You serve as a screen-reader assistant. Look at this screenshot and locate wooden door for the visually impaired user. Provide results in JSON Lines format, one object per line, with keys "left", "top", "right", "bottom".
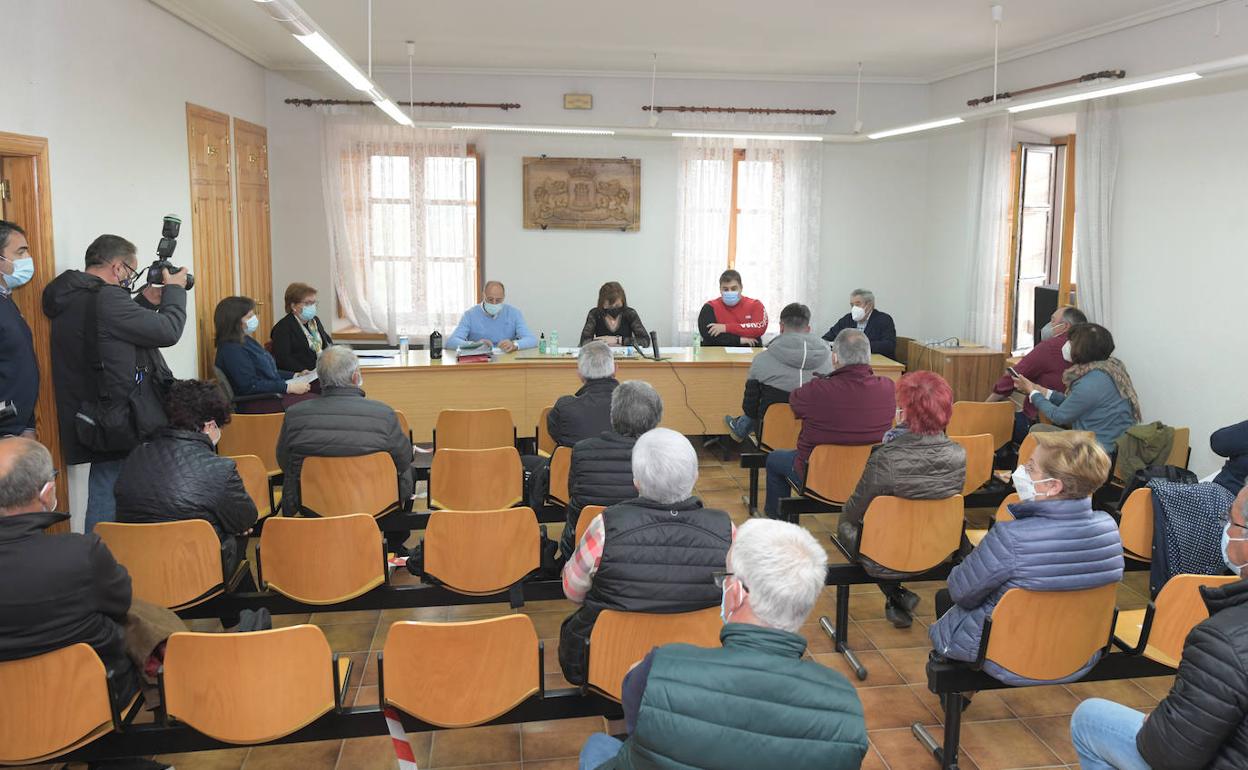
{"left": 233, "top": 119, "right": 274, "bottom": 342}
{"left": 186, "top": 104, "right": 236, "bottom": 379}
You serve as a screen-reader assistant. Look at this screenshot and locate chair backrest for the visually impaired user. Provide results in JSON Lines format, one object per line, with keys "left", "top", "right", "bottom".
{"left": 859, "top": 495, "right": 965, "bottom": 573}
{"left": 995, "top": 493, "right": 1020, "bottom": 522}
{"left": 259, "top": 515, "right": 386, "bottom": 604}
{"left": 395, "top": 409, "right": 412, "bottom": 441}
{"left": 1145, "top": 574, "right": 1239, "bottom": 667}
{"left": 300, "top": 451, "right": 399, "bottom": 517}
{"left": 0, "top": 644, "right": 119, "bottom": 765}
{"left": 213, "top": 364, "right": 236, "bottom": 403}
{"left": 95, "top": 520, "right": 225, "bottom": 609}
{"left": 546, "top": 445, "right": 572, "bottom": 507}
{"left": 947, "top": 401, "right": 1014, "bottom": 450}
{"left": 382, "top": 615, "right": 540, "bottom": 728}
{"left": 574, "top": 505, "right": 607, "bottom": 548}
{"left": 1119, "top": 488, "right": 1154, "bottom": 562}
{"left": 950, "top": 433, "right": 994, "bottom": 496}
{"left": 983, "top": 583, "right": 1118, "bottom": 681}
{"left": 536, "top": 406, "right": 556, "bottom": 457}
{"left": 434, "top": 408, "right": 515, "bottom": 450}
{"left": 163, "top": 625, "right": 337, "bottom": 744}
{"left": 429, "top": 447, "right": 524, "bottom": 511}
{"left": 803, "top": 444, "right": 876, "bottom": 505}
{"left": 759, "top": 402, "right": 801, "bottom": 452}
{"left": 587, "top": 607, "right": 723, "bottom": 702}
{"left": 1017, "top": 432, "right": 1038, "bottom": 467}
{"left": 424, "top": 508, "right": 541, "bottom": 595}
{"left": 217, "top": 412, "right": 285, "bottom": 475}
{"left": 228, "top": 454, "right": 272, "bottom": 519}
{"left": 1166, "top": 427, "right": 1191, "bottom": 468}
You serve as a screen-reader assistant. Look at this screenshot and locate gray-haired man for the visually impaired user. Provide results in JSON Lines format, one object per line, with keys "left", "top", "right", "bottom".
{"left": 822, "top": 288, "right": 897, "bottom": 359}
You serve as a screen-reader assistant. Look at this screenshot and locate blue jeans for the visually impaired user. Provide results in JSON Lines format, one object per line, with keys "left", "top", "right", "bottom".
{"left": 1070, "top": 698, "right": 1151, "bottom": 770}
{"left": 86, "top": 460, "right": 123, "bottom": 533}
{"left": 728, "top": 414, "right": 756, "bottom": 439}
{"left": 579, "top": 733, "right": 624, "bottom": 770}
{"left": 764, "top": 449, "right": 802, "bottom": 518}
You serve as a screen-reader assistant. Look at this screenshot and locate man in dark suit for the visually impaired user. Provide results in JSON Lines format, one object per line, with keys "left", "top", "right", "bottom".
{"left": 822, "top": 288, "right": 896, "bottom": 359}
{"left": 0, "top": 220, "right": 39, "bottom": 439}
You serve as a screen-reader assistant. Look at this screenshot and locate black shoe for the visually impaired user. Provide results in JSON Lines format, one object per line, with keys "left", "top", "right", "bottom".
{"left": 884, "top": 601, "right": 913, "bottom": 629}
{"left": 896, "top": 588, "right": 921, "bottom": 613}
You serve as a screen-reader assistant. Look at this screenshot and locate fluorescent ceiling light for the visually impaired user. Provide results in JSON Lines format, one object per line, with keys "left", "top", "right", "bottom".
{"left": 451, "top": 124, "right": 616, "bottom": 135}
{"left": 374, "top": 98, "right": 414, "bottom": 127}
{"left": 867, "top": 117, "right": 964, "bottom": 140}
{"left": 670, "top": 131, "right": 822, "bottom": 142}
{"left": 1007, "top": 72, "right": 1201, "bottom": 113}
{"left": 294, "top": 31, "right": 373, "bottom": 91}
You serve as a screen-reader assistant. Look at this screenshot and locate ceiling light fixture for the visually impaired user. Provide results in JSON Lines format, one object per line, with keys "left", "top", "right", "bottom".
{"left": 451, "top": 124, "right": 615, "bottom": 135}
{"left": 294, "top": 31, "right": 373, "bottom": 91}
{"left": 1006, "top": 72, "right": 1201, "bottom": 113}
{"left": 670, "top": 131, "right": 823, "bottom": 142}
{"left": 867, "top": 118, "right": 964, "bottom": 140}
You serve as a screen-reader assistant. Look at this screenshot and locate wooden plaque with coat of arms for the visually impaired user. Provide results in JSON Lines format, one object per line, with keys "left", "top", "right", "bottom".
{"left": 522, "top": 157, "right": 640, "bottom": 231}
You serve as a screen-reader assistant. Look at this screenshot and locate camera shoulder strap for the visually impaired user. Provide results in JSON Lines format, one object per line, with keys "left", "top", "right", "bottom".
{"left": 83, "top": 284, "right": 111, "bottom": 403}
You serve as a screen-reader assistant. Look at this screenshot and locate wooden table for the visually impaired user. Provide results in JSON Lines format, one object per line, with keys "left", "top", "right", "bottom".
{"left": 904, "top": 340, "right": 1007, "bottom": 403}
{"left": 357, "top": 348, "right": 904, "bottom": 442}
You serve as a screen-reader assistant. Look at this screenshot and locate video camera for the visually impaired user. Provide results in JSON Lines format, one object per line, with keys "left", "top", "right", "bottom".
{"left": 145, "top": 214, "right": 194, "bottom": 290}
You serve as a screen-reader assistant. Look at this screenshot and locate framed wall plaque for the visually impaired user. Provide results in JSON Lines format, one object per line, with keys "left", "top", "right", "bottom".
{"left": 522, "top": 156, "right": 640, "bottom": 231}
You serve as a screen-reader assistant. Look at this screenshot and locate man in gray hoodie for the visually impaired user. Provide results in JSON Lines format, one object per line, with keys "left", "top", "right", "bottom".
{"left": 724, "top": 303, "right": 832, "bottom": 443}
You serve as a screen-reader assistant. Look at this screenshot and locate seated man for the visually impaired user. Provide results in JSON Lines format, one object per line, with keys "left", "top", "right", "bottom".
{"left": 558, "top": 380, "right": 663, "bottom": 559}
{"left": 558, "top": 427, "right": 732, "bottom": 686}
{"left": 579, "top": 518, "right": 869, "bottom": 770}
{"left": 445, "top": 279, "right": 537, "bottom": 353}
{"left": 822, "top": 288, "right": 897, "bottom": 358}
{"left": 698, "top": 269, "right": 768, "bottom": 347}
{"left": 723, "top": 302, "right": 831, "bottom": 443}
{"left": 987, "top": 305, "right": 1086, "bottom": 442}
{"left": 764, "top": 329, "right": 896, "bottom": 517}
{"left": 277, "top": 345, "right": 413, "bottom": 554}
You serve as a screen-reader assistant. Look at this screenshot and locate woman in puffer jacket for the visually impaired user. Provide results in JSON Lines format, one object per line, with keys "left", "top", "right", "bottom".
{"left": 928, "top": 430, "right": 1124, "bottom": 686}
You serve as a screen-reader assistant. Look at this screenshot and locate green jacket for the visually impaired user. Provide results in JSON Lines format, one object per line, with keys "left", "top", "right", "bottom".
{"left": 1116, "top": 420, "right": 1175, "bottom": 480}
{"left": 601, "top": 623, "right": 868, "bottom": 770}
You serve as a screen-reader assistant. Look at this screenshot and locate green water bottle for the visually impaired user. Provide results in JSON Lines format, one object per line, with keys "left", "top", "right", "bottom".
{"left": 538, "top": 332, "right": 547, "bottom": 355}
{"left": 691, "top": 331, "right": 701, "bottom": 357}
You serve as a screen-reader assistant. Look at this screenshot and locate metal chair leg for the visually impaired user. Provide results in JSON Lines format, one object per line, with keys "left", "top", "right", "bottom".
{"left": 818, "top": 584, "right": 868, "bottom": 680}
{"left": 746, "top": 468, "right": 759, "bottom": 516}
{"left": 912, "top": 691, "right": 963, "bottom": 770}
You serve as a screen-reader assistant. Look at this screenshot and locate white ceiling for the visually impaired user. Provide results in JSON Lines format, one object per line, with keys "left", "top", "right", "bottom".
{"left": 152, "top": 0, "right": 1217, "bottom": 84}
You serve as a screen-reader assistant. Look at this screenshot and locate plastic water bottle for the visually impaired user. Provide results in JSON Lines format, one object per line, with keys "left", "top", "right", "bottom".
{"left": 429, "top": 330, "right": 442, "bottom": 360}
{"left": 549, "top": 330, "right": 559, "bottom": 356}
{"left": 691, "top": 331, "right": 701, "bottom": 357}
{"left": 398, "top": 335, "right": 410, "bottom": 362}
{"left": 538, "top": 332, "right": 547, "bottom": 355}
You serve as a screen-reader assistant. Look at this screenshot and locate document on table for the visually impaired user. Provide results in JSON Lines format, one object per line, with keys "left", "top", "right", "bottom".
{"left": 724, "top": 347, "right": 755, "bottom": 354}
{"left": 285, "top": 371, "right": 318, "bottom": 387}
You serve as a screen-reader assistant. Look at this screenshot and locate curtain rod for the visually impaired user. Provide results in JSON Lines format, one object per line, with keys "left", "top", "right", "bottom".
{"left": 641, "top": 105, "right": 836, "bottom": 115}
{"left": 284, "top": 98, "right": 522, "bottom": 110}
{"left": 967, "top": 70, "right": 1126, "bottom": 107}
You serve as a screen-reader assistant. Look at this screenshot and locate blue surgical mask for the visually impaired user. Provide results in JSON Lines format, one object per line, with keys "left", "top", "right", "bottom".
{"left": 1222, "top": 521, "right": 1248, "bottom": 575}
{"left": 1, "top": 256, "right": 34, "bottom": 289}
{"left": 244, "top": 315, "right": 259, "bottom": 335}
{"left": 721, "top": 290, "right": 741, "bottom": 307}
{"left": 299, "top": 303, "right": 317, "bottom": 322}
{"left": 483, "top": 301, "right": 503, "bottom": 317}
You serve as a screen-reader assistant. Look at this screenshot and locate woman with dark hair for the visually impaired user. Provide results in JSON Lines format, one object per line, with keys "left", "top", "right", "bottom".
{"left": 214, "top": 296, "right": 313, "bottom": 410}
{"left": 270, "top": 282, "right": 332, "bottom": 372}
{"left": 114, "top": 379, "right": 258, "bottom": 577}
{"left": 837, "top": 371, "right": 966, "bottom": 628}
{"left": 578, "top": 281, "right": 648, "bottom": 347}
{"left": 1013, "top": 323, "right": 1141, "bottom": 452}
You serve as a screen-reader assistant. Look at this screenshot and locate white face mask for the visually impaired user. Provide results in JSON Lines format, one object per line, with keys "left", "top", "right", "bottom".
{"left": 1061, "top": 341, "right": 1073, "bottom": 363}
{"left": 203, "top": 420, "right": 221, "bottom": 447}
{"left": 850, "top": 305, "right": 867, "bottom": 323}
{"left": 1012, "top": 465, "right": 1056, "bottom": 501}
{"left": 1223, "top": 521, "right": 1248, "bottom": 575}
{"left": 720, "top": 579, "right": 738, "bottom": 625}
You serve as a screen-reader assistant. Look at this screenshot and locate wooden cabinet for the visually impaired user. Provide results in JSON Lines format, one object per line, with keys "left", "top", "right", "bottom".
{"left": 186, "top": 103, "right": 236, "bottom": 379}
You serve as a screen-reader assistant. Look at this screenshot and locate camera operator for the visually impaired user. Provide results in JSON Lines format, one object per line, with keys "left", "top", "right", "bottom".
{"left": 0, "top": 220, "right": 39, "bottom": 439}
{"left": 43, "top": 234, "right": 187, "bottom": 533}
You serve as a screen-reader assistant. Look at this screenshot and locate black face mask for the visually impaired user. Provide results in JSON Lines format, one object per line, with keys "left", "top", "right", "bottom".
{"left": 118, "top": 263, "right": 141, "bottom": 293}
{"left": 604, "top": 306, "right": 624, "bottom": 318}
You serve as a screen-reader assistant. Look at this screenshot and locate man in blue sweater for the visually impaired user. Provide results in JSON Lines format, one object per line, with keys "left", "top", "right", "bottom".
{"left": 0, "top": 220, "right": 39, "bottom": 439}
{"left": 446, "top": 280, "right": 537, "bottom": 352}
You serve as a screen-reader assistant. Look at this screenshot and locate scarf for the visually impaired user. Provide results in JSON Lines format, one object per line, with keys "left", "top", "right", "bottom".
{"left": 1063, "top": 357, "right": 1142, "bottom": 422}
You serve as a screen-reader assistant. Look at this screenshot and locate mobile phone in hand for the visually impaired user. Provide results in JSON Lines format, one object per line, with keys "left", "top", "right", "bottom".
{"left": 1007, "top": 366, "right": 1020, "bottom": 378}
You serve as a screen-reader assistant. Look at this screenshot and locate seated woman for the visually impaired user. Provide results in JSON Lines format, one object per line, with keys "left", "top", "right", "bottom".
{"left": 214, "top": 295, "right": 314, "bottom": 412}
{"left": 837, "top": 371, "right": 966, "bottom": 629}
{"left": 270, "top": 281, "right": 332, "bottom": 373}
{"left": 579, "top": 281, "right": 648, "bottom": 347}
{"left": 1013, "top": 323, "right": 1140, "bottom": 453}
{"left": 928, "top": 431, "right": 1124, "bottom": 686}
{"left": 114, "top": 379, "right": 259, "bottom": 579}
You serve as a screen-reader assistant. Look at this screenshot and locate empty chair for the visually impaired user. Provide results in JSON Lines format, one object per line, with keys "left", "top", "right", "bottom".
{"left": 758, "top": 402, "right": 801, "bottom": 453}
{"left": 950, "top": 433, "right": 994, "bottom": 496}
{"left": 586, "top": 607, "right": 722, "bottom": 702}
{"left": 381, "top": 615, "right": 540, "bottom": 727}
{"left": 423, "top": 508, "right": 540, "bottom": 595}
{"left": 0, "top": 644, "right": 136, "bottom": 765}
{"left": 95, "top": 520, "right": 246, "bottom": 609}
{"left": 536, "top": 406, "right": 556, "bottom": 457}
{"left": 966, "top": 493, "right": 1019, "bottom": 547}
{"left": 1114, "top": 574, "right": 1239, "bottom": 668}
{"left": 546, "top": 445, "right": 571, "bottom": 507}
{"left": 1119, "top": 487, "right": 1154, "bottom": 562}
{"left": 428, "top": 447, "right": 523, "bottom": 511}
{"left": 573, "top": 504, "right": 607, "bottom": 549}
{"left": 794, "top": 443, "right": 876, "bottom": 507}
{"left": 217, "top": 412, "right": 285, "bottom": 478}
{"left": 947, "top": 401, "right": 1014, "bottom": 450}
{"left": 300, "top": 451, "right": 401, "bottom": 518}
{"left": 162, "top": 625, "right": 347, "bottom": 744}
{"left": 229, "top": 453, "right": 275, "bottom": 519}
{"left": 433, "top": 408, "right": 516, "bottom": 450}
{"left": 258, "top": 515, "right": 386, "bottom": 604}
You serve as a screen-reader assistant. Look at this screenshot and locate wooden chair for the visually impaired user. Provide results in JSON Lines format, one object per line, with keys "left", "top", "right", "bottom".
{"left": 96, "top": 520, "right": 245, "bottom": 610}
{"left": 217, "top": 412, "right": 284, "bottom": 478}
{"left": 587, "top": 607, "right": 723, "bottom": 702}
{"left": 423, "top": 508, "right": 540, "bottom": 595}
{"left": 1017, "top": 432, "right": 1038, "bottom": 467}
{"left": 947, "top": 401, "right": 1015, "bottom": 451}
{"left": 980, "top": 583, "right": 1118, "bottom": 681}
{"left": 433, "top": 408, "right": 516, "bottom": 450}
{"left": 758, "top": 403, "right": 801, "bottom": 452}
{"left": 428, "top": 447, "right": 524, "bottom": 511}
{"left": 573, "top": 505, "right": 607, "bottom": 548}
{"left": 381, "top": 615, "right": 540, "bottom": 728}
{"left": 1119, "top": 488, "right": 1154, "bottom": 563}
{"left": 795, "top": 443, "right": 876, "bottom": 507}
{"left": 0, "top": 644, "right": 136, "bottom": 765}
{"left": 229, "top": 454, "right": 275, "bottom": 520}
{"left": 1114, "top": 574, "right": 1239, "bottom": 668}
{"left": 258, "top": 515, "right": 387, "bottom": 604}
{"left": 546, "top": 445, "right": 572, "bottom": 507}
{"left": 857, "top": 496, "right": 966, "bottom": 574}
{"left": 395, "top": 409, "right": 413, "bottom": 444}
{"left": 300, "top": 451, "right": 401, "bottom": 518}
{"left": 162, "top": 625, "right": 348, "bottom": 744}
{"left": 536, "top": 406, "right": 556, "bottom": 457}
{"left": 950, "top": 433, "right": 994, "bottom": 496}
{"left": 966, "top": 493, "right": 1019, "bottom": 547}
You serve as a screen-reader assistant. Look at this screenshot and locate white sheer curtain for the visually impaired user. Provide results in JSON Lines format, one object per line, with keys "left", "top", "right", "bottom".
{"left": 965, "top": 114, "right": 1013, "bottom": 350}
{"left": 321, "top": 114, "right": 472, "bottom": 341}
{"left": 1075, "top": 98, "right": 1119, "bottom": 325}
{"left": 672, "top": 138, "right": 734, "bottom": 341}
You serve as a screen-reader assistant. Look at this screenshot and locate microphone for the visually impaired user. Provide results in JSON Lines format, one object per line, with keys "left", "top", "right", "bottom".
{"left": 649, "top": 330, "right": 661, "bottom": 361}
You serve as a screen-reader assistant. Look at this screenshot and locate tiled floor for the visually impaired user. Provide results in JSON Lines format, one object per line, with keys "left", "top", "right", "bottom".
{"left": 35, "top": 444, "right": 1170, "bottom": 770}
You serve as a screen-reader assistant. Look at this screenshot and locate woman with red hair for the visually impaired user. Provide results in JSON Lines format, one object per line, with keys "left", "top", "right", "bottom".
{"left": 838, "top": 371, "right": 967, "bottom": 628}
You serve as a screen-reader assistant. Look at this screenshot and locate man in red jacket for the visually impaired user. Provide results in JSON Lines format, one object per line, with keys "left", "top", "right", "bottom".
{"left": 764, "top": 329, "right": 896, "bottom": 517}
{"left": 698, "top": 269, "right": 768, "bottom": 346}
{"left": 986, "top": 305, "right": 1085, "bottom": 443}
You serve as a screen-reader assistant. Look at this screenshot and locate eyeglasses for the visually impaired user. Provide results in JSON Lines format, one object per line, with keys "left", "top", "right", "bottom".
{"left": 712, "top": 571, "right": 747, "bottom": 591}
